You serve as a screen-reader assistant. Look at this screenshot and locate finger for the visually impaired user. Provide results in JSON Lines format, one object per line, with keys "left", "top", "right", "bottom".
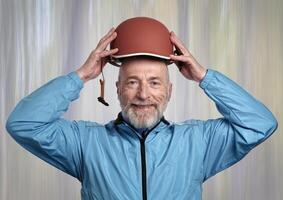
{"left": 98, "top": 27, "right": 115, "bottom": 44}
{"left": 99, "top": 48, "right": 119, "bottom": 58}
{"left": 96, "top": 28, "right": 116, "bottom": 51}
{"left": 96, "top": 32, "right": 117, "bottom": 52}
{"left": 169, "top": 54, "right": 189, "bottom": 63}
{"left": 170, "top": 32, "right": 190, "bottom": 56}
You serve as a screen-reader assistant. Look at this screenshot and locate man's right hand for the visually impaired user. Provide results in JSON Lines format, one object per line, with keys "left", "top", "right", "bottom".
{"left": 76, "top": 28, "right": 119, "bottom": 83}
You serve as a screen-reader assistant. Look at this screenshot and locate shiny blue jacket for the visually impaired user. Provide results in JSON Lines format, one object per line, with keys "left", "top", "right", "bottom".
{"left": 6, "top": 69, "right": 278, "bottom": 200}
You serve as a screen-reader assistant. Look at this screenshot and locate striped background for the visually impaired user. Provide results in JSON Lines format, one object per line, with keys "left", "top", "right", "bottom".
{"left": 1, "top": 0, "right": 282, "bottom": 199}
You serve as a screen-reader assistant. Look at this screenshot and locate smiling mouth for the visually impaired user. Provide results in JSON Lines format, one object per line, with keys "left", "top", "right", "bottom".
{"left": 132, "top": 104, "right": 154, "bottom": 109}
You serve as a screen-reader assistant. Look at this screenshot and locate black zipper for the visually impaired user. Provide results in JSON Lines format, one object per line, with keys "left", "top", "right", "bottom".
{"left": 138, "top": 121, "right": 168, "bottom": 200}
{"left": 140, "top": 134, "right": 147, "bottom": 200}
{"left": 114, "top": 113, "right": 170, "bottom": 200}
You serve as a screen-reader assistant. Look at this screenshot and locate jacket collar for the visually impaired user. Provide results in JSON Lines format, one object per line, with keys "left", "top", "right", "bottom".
{"left": 114, "top": 112, "right": 170, "bottom": 126}
{"left": 114, "top": 112, "right": 170, "bottom": 138}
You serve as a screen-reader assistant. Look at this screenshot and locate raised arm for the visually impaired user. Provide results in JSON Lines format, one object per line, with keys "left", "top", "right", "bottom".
{"left": 6, "top": 27, "right": 119, "bottom": 181}
{"left": 169, "top": 31, "right": 278, "bottom": 181}
{"left": 199, "top": 69, "right": 277, "bottom": 180}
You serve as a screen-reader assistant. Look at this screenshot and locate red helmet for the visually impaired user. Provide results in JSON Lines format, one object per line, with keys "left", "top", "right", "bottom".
{"left": 109, "top": 17, "right": 174, "bottom": 66}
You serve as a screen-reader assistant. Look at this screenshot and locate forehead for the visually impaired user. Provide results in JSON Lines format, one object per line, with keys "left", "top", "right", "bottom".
{"left": 119, "top": 58, "right": 168, "bottom": 80}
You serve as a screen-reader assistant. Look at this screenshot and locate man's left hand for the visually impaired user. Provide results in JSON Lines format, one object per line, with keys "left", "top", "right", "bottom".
{"left": 169, "top": 31, "right": 207, "bottom": 82}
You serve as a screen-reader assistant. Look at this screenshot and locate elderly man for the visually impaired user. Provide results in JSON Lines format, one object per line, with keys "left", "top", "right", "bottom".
{"left": 6, "top": 17, "right": 277, "bottom": 200}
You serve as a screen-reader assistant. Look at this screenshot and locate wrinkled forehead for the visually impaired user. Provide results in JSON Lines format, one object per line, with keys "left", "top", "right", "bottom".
{"left": 118, "top": 57, "right": 169, "bottom": 81}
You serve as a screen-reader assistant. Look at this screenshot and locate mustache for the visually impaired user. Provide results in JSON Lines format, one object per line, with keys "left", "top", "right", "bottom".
{"left": 132, "top": 103, "right": 154, "bottom": 106}
{"left": 130, "top": 101, "right": 156, "bottom": 106}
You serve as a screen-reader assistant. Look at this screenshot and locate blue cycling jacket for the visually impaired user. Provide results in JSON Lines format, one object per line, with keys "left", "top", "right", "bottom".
{"left": 6, "top": 69, "right": 278, "bottom": 200}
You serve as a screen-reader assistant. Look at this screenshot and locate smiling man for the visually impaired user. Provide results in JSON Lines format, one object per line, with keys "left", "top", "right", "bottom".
{"left": 6, "top": 17, "right": 278, "bottom": 200}
{"left": 117, "top": 56, "right": 172, "bottom": 131}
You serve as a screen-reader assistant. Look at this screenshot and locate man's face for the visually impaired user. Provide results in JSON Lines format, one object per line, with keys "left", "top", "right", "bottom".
{"left": 116, "top": 57, "right": 172, "bottom": 129}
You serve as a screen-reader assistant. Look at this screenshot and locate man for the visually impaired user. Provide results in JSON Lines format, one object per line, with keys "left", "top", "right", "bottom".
{"left": 6, "top": 17, "right": 278, "bottom": 200}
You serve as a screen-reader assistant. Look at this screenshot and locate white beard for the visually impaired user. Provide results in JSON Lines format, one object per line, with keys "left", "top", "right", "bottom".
{"left": 121, "top": 102, "right": 167, "bottom": 129}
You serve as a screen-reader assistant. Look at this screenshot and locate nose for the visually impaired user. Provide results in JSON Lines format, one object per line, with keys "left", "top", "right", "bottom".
{"left": 136, "top": 82, "right": 150, "bottom": 100}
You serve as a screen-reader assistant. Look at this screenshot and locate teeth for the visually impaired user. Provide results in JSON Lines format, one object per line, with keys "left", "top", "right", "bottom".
{"left": 133, "top": 104, "right": 152, "bottom": 107}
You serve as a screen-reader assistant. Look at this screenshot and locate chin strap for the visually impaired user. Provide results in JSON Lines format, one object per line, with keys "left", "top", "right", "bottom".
{"left": 97, "top": 63, "right": 109, "bottom": 106}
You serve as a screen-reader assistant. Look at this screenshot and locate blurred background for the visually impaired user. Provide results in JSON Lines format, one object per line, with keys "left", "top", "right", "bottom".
{"left": 0, "top": 0, "right": 282, "bottom": 199}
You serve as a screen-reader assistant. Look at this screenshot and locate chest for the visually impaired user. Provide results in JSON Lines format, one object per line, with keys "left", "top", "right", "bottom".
{"left": 81, "top": 126, "right": 205, "bottom": 199}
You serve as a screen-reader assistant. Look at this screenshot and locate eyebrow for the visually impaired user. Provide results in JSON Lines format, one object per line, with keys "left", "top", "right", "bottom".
{"left": 126, "top": 76, "right": 162, "bottom": 81}
{"left": 126, "top": 76, "right": 140, "bottom": 80}
{"left": 148, "top": 77, "right": 162, "bottom": 82}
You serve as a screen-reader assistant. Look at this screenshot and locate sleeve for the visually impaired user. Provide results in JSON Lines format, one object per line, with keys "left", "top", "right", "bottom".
{"left": 6, "top": 71, "right": 85, "bottom": 181}
{"left": 199, "top": 69, "right": 278, "bottom": 182}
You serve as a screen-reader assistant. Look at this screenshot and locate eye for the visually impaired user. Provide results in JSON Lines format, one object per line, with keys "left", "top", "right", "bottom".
{"left": 126, "top": 80, "right": 138, "bottom": 86}
{"left": 150, "top": 80, "right": 161, "bottom": 87}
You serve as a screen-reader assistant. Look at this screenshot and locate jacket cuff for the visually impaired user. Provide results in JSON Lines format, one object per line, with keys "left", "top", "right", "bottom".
{"left": 67, "top": 71, "right": 84, "bottom": 89}
{"left": 199, "top": 69, "right": 215, "bottom": 89}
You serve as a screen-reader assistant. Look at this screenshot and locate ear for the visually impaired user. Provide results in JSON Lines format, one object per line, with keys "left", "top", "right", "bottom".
{"left": 168, "top": 82, "right": 172, "bottom": 101}
{"left": 116, "top": 81, "right": 120, "bottom": 95}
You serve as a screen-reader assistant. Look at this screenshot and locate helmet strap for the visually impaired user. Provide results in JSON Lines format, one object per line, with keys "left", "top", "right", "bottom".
{"left": 97, "top": 64, "right": 109, "bottom": 106}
